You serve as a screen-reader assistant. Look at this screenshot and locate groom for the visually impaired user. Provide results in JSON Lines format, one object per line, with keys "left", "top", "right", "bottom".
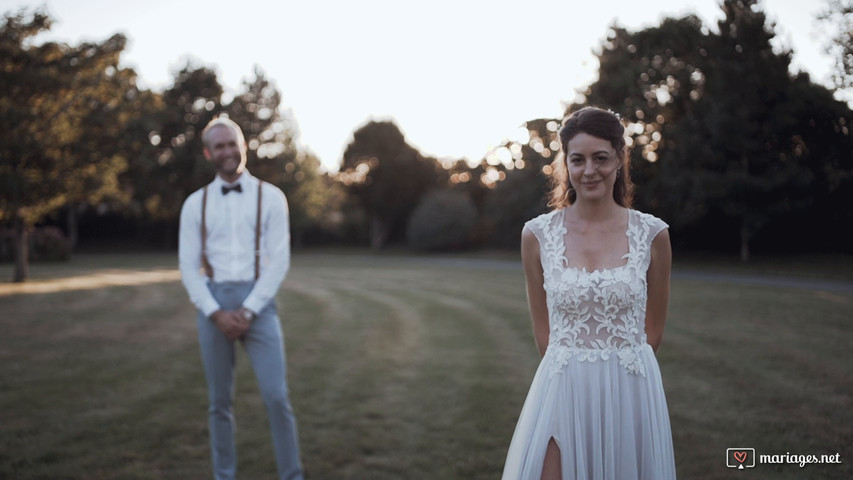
{"left": 178, "top": 116, "right": 303, "bottom": 480}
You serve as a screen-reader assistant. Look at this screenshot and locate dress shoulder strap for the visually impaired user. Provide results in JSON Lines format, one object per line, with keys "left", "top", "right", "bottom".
{"left": 628, "top": 210, "right": 669, "bottom": 271}
{"left": 635, "top": 210, "right": 669, "bottom": 243}
{"left": 524, "top": 210, "right": 556, "bottom": 246}
{"left": 525, "top": 210, "right": 566, "bottom": 273}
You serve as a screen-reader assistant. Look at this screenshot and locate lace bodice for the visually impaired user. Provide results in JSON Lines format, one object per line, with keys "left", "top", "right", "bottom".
{"left": 525, "top": 209, "right": 668, "bottom": 377}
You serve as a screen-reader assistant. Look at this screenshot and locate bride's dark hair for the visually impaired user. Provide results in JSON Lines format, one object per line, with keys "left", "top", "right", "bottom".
{"left": 548, "top": 106, "right": 634, "bottom": 209}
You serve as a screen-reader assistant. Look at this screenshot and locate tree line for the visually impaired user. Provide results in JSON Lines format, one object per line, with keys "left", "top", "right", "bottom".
{"left": 2, "top": 0, "right": 852, "bottom": 282}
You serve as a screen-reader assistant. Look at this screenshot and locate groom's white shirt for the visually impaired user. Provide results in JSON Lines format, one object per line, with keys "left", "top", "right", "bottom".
{"left": 178, "top": 171, "right": 291, "bottom": 317}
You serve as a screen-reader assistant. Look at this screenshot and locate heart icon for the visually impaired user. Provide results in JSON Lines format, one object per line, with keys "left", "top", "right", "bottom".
{"left": 734, "top": 451, "right": 747, "bottom": 464}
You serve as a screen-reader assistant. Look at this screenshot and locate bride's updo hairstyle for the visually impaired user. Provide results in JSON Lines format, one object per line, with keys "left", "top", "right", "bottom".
{"left": 548, "top": 106, "right": 634, "bottom": 209}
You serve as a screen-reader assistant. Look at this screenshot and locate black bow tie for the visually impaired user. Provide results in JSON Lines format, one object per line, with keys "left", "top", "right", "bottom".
{"left": 222, "top": 184, "right": 242, "bottom": 195}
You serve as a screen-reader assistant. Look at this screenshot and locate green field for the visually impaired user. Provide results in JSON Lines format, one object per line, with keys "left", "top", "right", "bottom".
{"left": 1, "top": 252, "right": 851, "bottom": 479}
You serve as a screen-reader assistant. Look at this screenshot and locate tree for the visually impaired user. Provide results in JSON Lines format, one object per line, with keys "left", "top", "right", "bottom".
{"left": 0, "top": 9, "right": 132, "bottom": 281}
{"left": 483, "top": 119, "right": 556, "bottom": 248}
{"left": 121, "top": 64, "right": 330, "bottom": 248}
{"left": 588, "top": 15, "right": 711, "bottom": 220}
{"left": 339, "top": 121, "right": 437, "bottom": 249}
{"left": 138, "top": 63, "right": 223, "bottom": 247}
{"left": 702, "top": 0, "right": 810, "bottom": 260}
{"left": 581, "top": 0, "right": 841, "bottom": 260}
{"left": 818, "top": 0, "right": 853, "bottom": 94}
{"left": 227, "top": 67, "right": 329, "bottom": 245}
{"left": 114, "top": 86, "right": 165, "bottom": 220}
{"left": 226, "top": 66, "right": 296, "bottom": 174}
{"left": 62, "top": 58, "right": 153, "bottom": 248}
{"left": 766, "top": 73, "right": 853, "bottom": 253}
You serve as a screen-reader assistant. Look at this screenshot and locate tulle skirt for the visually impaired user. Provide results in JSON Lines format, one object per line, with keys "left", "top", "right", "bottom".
{"left": 502, "top": 344, "right": 676, "bottom": 480}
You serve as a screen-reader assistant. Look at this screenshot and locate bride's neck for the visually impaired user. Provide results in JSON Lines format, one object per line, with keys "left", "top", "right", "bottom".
{"left": 570, "top": 199, "right": 623, "bottom": 223}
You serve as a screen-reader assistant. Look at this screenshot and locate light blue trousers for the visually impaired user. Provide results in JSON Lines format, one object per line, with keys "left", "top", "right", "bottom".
{"left": 197, "top": 281, "right": 303, "bottom": 480}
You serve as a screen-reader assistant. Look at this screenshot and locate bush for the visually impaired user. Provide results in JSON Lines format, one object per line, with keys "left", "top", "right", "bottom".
{"left": 483, "top": 166, "right": 549, "bottom": 249}
{"left": 31, "top": 226, "right": 72, "bottom": 261}
{"left": 0, "top": 226, "right": 71, "bottom": 262}
{"left": 407, "top": 190, "right": 478, "bottom": 251}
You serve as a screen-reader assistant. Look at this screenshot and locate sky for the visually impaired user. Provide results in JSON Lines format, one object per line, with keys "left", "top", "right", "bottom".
{"left": 2, "top": 0, "right": 837, "bottom": 171}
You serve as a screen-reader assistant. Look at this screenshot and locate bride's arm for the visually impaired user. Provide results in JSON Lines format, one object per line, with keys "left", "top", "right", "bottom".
{"left": 645, "top": 229, "right": 672, "bottom": 353}
{"left": 521, "top": 226, "right": 549, "bottom": 357}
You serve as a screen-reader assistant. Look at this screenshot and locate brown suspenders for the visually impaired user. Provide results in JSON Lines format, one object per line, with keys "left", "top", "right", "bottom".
{"left": 201, "top": 186, "right": 213, "bottom": 278}
{"left": 254, "top": 181, "right": 262, "bottom": 280}
{"left": 201, "top": 180, "right": 264, "bottom": 281}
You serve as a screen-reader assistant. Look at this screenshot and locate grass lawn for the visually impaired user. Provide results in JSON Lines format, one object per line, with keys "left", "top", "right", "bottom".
{"left": 0, "top": 251, "right": 850, "bottom": 479}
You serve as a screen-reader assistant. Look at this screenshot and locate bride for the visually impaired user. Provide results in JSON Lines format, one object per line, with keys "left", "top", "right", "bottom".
{"left": 502, "top": 106, "right": 676, "bottom": 479}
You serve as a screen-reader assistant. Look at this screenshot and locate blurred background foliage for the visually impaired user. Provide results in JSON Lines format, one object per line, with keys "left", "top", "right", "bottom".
{"left": 2, "top": 0, "right": 852, "bottom": 281}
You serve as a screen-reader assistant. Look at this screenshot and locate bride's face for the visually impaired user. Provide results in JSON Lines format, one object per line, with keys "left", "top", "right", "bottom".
{"left": 566, "top": 133, "right": 620, "bottom": 204}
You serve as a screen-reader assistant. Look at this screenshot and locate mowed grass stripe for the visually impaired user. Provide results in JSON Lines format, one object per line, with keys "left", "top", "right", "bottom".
{"left": 286, "top": 271, "right": 431, "bottom": 479}
{"left": 2, "top": 282, "right": 210, "bottom": 478}
{"left": 283, "top": 262, "right": 531, "bottom": 479}
{"left": 661, "top": 279, "right": 852, "bottom": 480}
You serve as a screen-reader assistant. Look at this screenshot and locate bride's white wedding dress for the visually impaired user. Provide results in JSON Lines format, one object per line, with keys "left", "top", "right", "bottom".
{"left": 502, "top": 209, "right": 676, "bottom": 480}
